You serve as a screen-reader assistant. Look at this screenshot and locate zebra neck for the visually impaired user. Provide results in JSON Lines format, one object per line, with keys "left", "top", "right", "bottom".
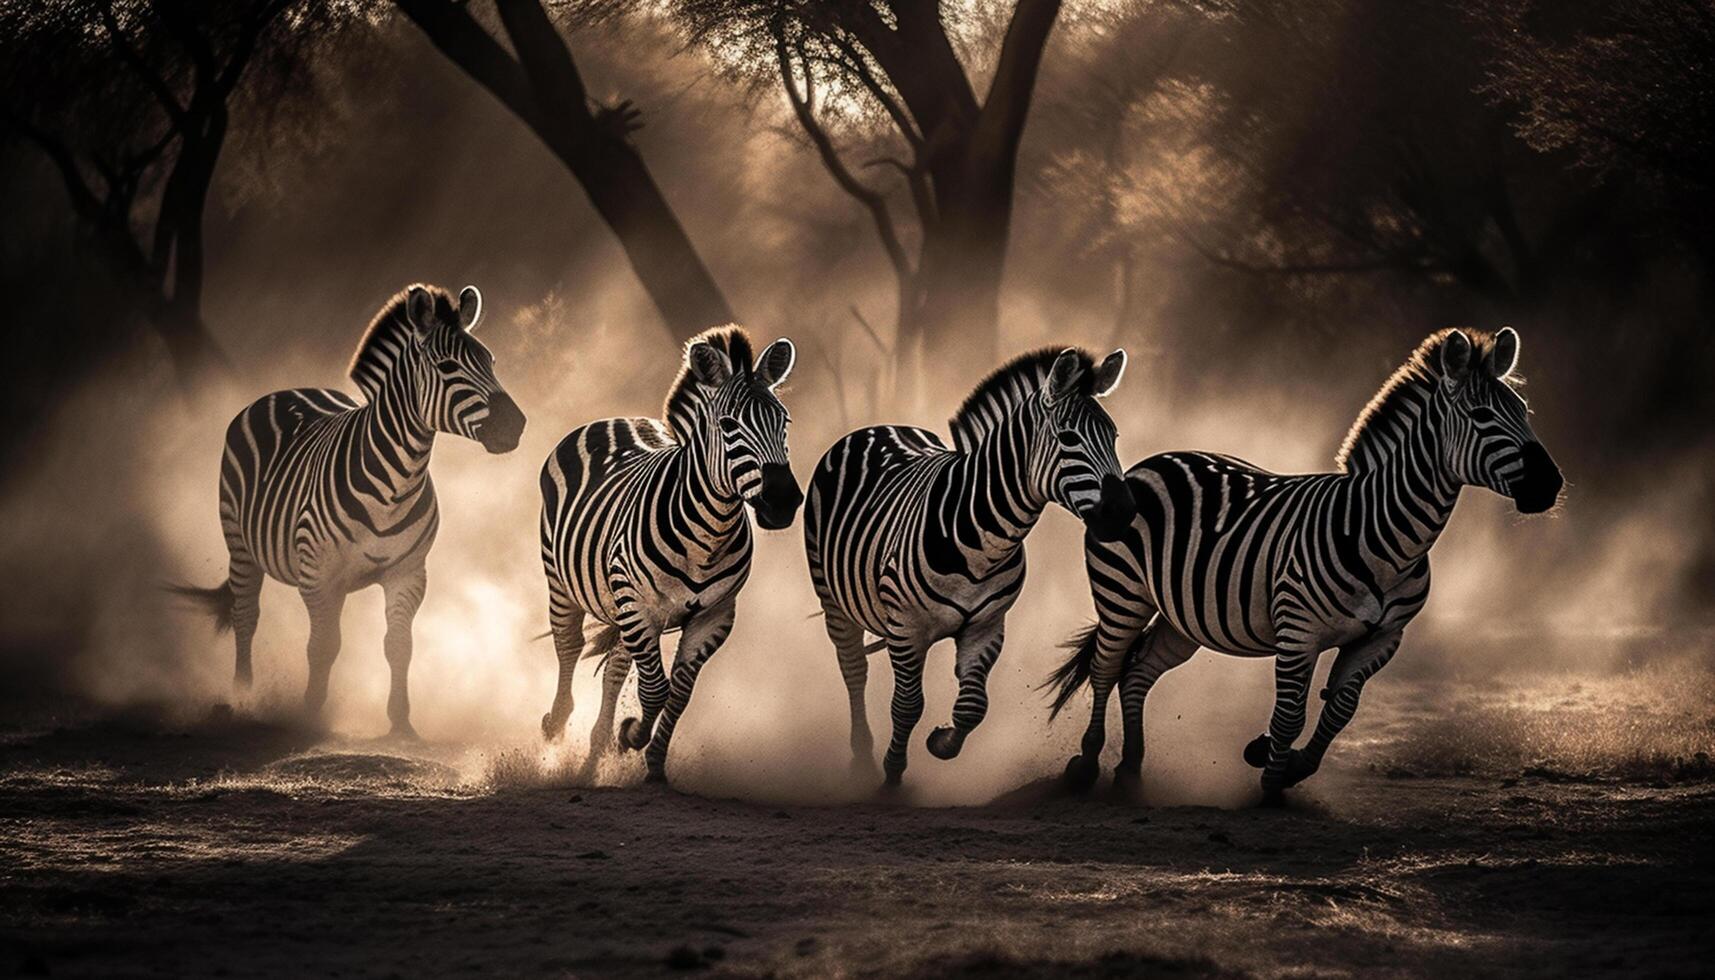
{"left": 951, "top": 413, "right": 1046, "bottom": 558}
{"left": 359, "top": 365, "right": 437, "bottom": 496}
{"left": 678, "top": 426, "right": 746, "bottom": 541}
{"left": 1354, "top": 403, "right": 1461, "bottom": 568}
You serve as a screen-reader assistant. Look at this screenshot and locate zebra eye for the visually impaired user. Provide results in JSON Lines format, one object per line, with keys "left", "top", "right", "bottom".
{"left": 436, "top": 359, "right": 463, "bottom": 375}
{"left": 1469, "top": 406, "right": 1497, "bottom": 424}
{"left": 1056, "top": 431, "right": 1082, "bottom": 447}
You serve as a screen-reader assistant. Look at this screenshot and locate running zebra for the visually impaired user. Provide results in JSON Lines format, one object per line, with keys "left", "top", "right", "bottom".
{"left": 1045, "top": 327, "right": 1562, "bottom": 801}
{"left": 173, "top": 284, "right": 526, "bottom": 735}
{"left": 805, "top": 348, "right": 1137, "bottom": 787}
{"left": 539, "top": 326, "right": 801, "bottom": 783}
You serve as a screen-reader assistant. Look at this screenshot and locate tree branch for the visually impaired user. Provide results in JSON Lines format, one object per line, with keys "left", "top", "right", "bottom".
{"left": 3, "top": 111, "right": 106, "bottom": 226}
{"left": 99, "top": 0, "right": 187, "bottom": 125}
{"left": 970, "top": 0, "right": 1062, "bottom": 165}
{"left": 777, "top": 33, "right": 912, "bottom": 287}
{"left": 493, "top": 0, "right": 596, "bottom": 136}
{"left": 394, "top": 0, "right": 547, "bottom": 132}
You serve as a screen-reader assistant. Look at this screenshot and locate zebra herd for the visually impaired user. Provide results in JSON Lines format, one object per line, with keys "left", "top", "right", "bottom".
{"left": 178, "top": 283, "right": 1563, "bottom": 804}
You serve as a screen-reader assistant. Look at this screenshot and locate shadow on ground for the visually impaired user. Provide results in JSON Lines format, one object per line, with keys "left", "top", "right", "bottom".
{"left": 1, "top": 702, "right": 1710, "bottom": 977}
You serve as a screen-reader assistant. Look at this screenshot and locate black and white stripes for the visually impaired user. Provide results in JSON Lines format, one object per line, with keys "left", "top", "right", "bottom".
{"left": 175, "top": 284, "right": 524, "bottom": 734}
{"left": 1046, "top": 327, "right": 1562, "bottom": 800}
{"left": 805, "top": 347, "right": 1135, "bottom": 787}
{"left": 538, "top": 326, "right": 801, "bottom": 782}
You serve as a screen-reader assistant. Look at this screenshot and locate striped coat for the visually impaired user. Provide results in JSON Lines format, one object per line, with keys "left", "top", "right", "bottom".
{"left": 1048, "top": 327, "right": 1562, "bottom": 800}
{"left": 174, "top": 285, "right": 524, "bottom": 734}
{"left": 539, "top": 326, "right": 801, "bottom": 782}
{"left": 806, "top": 348, "right": 1136, "bottom": 787}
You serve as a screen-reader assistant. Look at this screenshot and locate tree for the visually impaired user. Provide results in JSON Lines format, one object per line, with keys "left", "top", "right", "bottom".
{"left": 672, "top": 0, "right": 1064, "bottom": 369}
{"left": 393, "top": 0, "right": 735, "bottom": 341}
{"left": 0, "top": 0, "right": 337, "bottom": 387}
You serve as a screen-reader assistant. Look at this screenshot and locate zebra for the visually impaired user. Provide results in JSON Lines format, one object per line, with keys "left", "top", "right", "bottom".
{"left": 1045, "top": 327, "right": 1563, "bottom": 802}
{"left": 805, "top": 347, "right": 1137, "bottom": 788}
{"left": 172, "top": 284, "right": 525, "bottom": 736}
{"left": 538, "top": 325, "right": 802, "bottom": 783}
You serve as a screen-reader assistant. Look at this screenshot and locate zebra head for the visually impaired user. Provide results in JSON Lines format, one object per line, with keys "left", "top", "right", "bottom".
{"left": 684, "top": 333, "right": 803, "bottom": 530}
{"left": 1436, "top": 327, "right": 1562, "bottom": 513}
{"left": 404, "top": 285, "right": 526, "bottom": 454}
{"left": 1036, "top": 349, "right": 1136, "bottom": 541}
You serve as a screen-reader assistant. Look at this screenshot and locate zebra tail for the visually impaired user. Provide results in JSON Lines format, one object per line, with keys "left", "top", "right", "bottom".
{"left": 165, "top": 580, "right": 235, "bottom": 634}
{"left": 581, "top": 625, "right": 623, "bottom": 668}
{"left": 1041, "top": 623, "right": 1147, "bottom": 721}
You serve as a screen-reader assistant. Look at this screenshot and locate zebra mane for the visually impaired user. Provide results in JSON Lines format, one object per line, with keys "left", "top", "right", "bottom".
{"left": 663, "top": 324, "right": 756, "bottom": 441}
{"left": 348, "top": 284, "right": 457, "bottom": 401}
{"left": 1336, "top": 327, "right": 1519, "bottom": 471}
{"left": 948, "top": 347, "right": 1097, "bottom": 453}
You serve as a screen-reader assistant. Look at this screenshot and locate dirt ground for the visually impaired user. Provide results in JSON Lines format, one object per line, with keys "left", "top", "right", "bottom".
{"left": 2, "top": 684, "right": 1711, "bottom": 980}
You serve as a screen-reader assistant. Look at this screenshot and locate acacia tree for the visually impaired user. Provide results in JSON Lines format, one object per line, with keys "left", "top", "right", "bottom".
{"left": 672, "top": 0, "right": 1064, "bottom": 368}
{"left": 393, "top": 0, "right": 735, "bottom": 341}
{"left": 0, "top": 0, "right": 336, "bottom": 386}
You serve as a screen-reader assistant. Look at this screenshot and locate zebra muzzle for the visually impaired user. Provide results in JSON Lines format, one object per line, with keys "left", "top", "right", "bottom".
{"left": 1084, "top": 474, "right": 1138, "bottom": 542}
{"left": 476, "top": 392, "right": 526, "bottom": 454}
{"left": 1509, "top": 441, "right": 1562, "bottom": 514}
{"left": 751, "top": 463, "right": 803, "bottom": 530}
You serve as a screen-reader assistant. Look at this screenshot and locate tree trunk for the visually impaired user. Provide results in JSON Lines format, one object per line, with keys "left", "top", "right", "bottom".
{"left": 543, "top": 125, "right": 736, "bottom": 340}
{"left": 910, "top": 0, "right": 1062, "bottom": 368}
{"left": 397, "top": 0, "right": 735, "bottom": 342}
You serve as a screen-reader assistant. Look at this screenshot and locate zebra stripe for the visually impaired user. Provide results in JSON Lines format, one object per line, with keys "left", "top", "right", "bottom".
{"left": 1048, "top": 327, "right": 1562, "bottom": 800}
{"left": 178, "top": 284, "right": 524, "bottom": 735}
{"left": 805, "top": 347, "right": 1135, "bottom": 787}
{"left": 538, "top": 325, "right": 801, "bottom": 783}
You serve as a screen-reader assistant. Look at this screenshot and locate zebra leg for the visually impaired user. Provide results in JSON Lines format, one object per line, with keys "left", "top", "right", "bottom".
{"left": 1114, "top": 622, "right": 1199, "bottom": 792}
{"left": 1258, "top": 651, "right": 1317, "bottom": 804}
{"left": 822, "top": 606, "right": 876, "bottom": 777}
{"left": 580, "top": 647, "right": 631, "bottom": 781}
{"left": 881, "top": 637, "right": 930, "bottom": 788}
{"left": 381, "top": 564, "right": 426, "bottom": 738}
{"left": 228, "top": 547, "right": 262, "bottom": 689}
{"left": 1065, "top": 621, "right": 1146, "bottom": 791}
{"left": 644, "top": 598, "right": 736, "bottom": 782}
{"left": 300, "top": 588, "right": 347, "bottom": 720}
{"left": 541, "top": 582, "right": 586, "bottom": 741}
{"left": 1298, "top": 630, "right": 1404, "bottom": 784}
{"left": 616, "top": 631, "right": 667, "bottom": 755}
{"left": 927, "top": 618, "right": 1005, "bottom": 761}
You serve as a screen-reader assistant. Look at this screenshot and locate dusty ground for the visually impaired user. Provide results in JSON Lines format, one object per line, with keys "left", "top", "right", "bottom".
{"left": 2, "top": 678, "right": 1712, "bottom": 979}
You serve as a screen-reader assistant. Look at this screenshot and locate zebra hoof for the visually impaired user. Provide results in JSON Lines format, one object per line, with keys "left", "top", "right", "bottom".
{"left": 926, "top": 726, "right": 963, "bottom": 760}
{"left": 541, "top": 713, "right": 564, "bottom": 742}
{"left": 1281, "top": 750, "right": 1319, "bottom": 788}
{"left": 1113, "top": 767, "right": 1144, "bottom": 798}
{"left": 643, "top": 767, "right": 667, "bottom": 785}
{"left": 1063, "top": 755, "right": 1101, "bottom": 793}
{"left": 1258, "top": 787, "right": 1288, "bottom": 809}
{"left": 617, "top": 717, "right": 646, "bottom": 751}
{"left": 388, "top": 721, "right": 420, "bottom": 742}
{"left": 1243, "top": 734, "right": 1272, "bottom": 769}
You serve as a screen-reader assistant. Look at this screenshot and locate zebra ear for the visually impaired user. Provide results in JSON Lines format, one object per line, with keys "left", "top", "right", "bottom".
{"left": 406, "top": 286, "right": 437, "bottom": 342}
{"left": 755, "top": 338, "right": 795, "bottom": 390}
{"left": 1092, "top": 349, "right": 1127, "bottom": 397}
{"left": 458, "top": 286, "right": 482, "bottom": 332}
{"left": 1439, "top": 329, "right": 1474, "bottom": 389}
{"left": 1487, "top": 326, "right": 1519, "bottom": 380}
{"left": 1043, "top": 349, "right": 1086, "bottom": 407}
{"left": 687, "top": 340, "right": 732, "bottom": 388}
